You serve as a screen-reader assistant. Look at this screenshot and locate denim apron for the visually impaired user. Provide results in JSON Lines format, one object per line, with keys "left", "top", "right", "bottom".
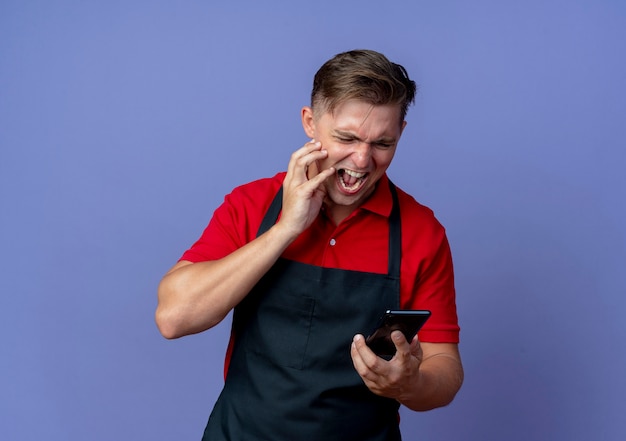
{"left": 203, "top": 182, "right": 403, "bottom": 441}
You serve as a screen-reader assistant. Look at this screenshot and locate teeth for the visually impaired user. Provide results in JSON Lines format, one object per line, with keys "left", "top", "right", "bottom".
{"left": 339, "top": 168, "right": 367, "bottom": 191}
{"left": 343, "top": 169, "right": 365, "bottom": 178}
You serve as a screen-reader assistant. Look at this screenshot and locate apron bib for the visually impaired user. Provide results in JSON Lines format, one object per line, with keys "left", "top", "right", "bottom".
{"left": 203, "top": 183, "right": 403, "bottom": 441}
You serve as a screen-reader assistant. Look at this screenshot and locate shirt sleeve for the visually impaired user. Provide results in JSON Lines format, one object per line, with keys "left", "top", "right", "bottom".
{"left": 399, "top": 197, "right": 460, "bottom": 343}
{"left": 180, "top": 175, "right": 283, "bottom": 263}
{"left": 413, "top": 230, "right": 460, "bottom": 343}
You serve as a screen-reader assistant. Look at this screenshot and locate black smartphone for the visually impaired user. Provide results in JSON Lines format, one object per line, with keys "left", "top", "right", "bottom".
{"left": 365, "top": 310, "right": 431, "bottom": 358}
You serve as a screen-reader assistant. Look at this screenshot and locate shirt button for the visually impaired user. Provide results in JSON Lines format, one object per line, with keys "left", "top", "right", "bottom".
{"left": 329, "top": 238, "right": 336, "bottom": 246}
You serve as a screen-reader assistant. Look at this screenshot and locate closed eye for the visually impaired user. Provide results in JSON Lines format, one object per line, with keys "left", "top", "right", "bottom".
{"left": 335, "top": 136, "right": 358, "bottom": 143}
{"left": 332, "top": 131, "right": 395, "bottom": 148}
{"left": 374, "top": 142, "right": 393, "bottom": 149}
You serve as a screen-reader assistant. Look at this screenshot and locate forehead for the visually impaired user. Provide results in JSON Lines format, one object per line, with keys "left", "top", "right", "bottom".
{"left": 317, "top": 100, "right": 403, "bottom": 136}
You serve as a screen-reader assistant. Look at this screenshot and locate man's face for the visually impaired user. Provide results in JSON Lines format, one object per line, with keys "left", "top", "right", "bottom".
{"left": 302, "top": 99, "right": 406, "bottom": 220}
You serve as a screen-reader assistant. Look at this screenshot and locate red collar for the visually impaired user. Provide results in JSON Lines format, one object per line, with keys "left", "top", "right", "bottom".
{"left": 357, "top": 174, "right": 393, "bottom": 218}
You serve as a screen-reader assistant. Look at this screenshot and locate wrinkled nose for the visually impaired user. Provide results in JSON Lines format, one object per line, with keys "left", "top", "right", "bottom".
{"left": 352, "top": 142, "right": 372, "bottom": 168}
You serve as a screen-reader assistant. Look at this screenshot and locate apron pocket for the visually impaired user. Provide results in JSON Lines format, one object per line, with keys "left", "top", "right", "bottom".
{"left": 245, "top": 292, "right": 315, "bottom": 370}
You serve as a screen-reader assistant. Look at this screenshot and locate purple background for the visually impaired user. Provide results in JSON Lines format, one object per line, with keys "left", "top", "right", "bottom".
{"left": 2, "top": 1, "right": 625, "bottom": 440}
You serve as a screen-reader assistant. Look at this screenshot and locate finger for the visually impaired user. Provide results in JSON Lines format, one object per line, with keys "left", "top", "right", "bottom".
{"left": 350, "top": 338, "right": 366, "bottom": 373}
{"left": 287, "top": 141, "right": 325, "bottom": 179}
{"left": 409, "top": 335, "right": 423, "bottom": 359}
{"left": 352, "top": 334, "right": 384, "bottom": 370}
{"left": 307, "top": 165, "right": 335, "bottom": 188}
{"left": 351, "top": 336, "right": 391, "bottom": 396}
{"left": 390, "top": 331, "right": 412, "bottom": 361}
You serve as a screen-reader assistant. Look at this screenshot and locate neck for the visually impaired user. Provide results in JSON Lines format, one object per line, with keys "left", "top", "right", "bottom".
{"left": 323, "top": 200, "right": 358, "bottom": 225}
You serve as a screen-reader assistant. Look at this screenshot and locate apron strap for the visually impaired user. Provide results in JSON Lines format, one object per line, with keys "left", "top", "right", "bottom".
{"left": 256, "top": 186, "right": 284, "bottom": 237}
{"left": 387, "top": 181, "right": 401, "bottom": 281}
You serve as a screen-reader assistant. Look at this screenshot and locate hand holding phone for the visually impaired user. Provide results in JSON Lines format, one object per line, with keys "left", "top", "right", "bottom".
{"left": 365, "top": 310, "right": 431, "bottom": 358}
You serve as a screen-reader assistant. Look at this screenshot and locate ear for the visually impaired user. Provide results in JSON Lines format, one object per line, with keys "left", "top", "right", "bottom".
{"left": 301, "top": 106, "right": 316, "bottom": 139}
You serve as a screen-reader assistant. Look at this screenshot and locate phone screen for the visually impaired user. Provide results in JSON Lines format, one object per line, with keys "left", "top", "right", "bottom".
{"left": 365, "top": 310, "right": 431, "bottom": 358}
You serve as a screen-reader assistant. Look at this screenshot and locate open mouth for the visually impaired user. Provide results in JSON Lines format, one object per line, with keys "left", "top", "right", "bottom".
{"left": 337, "top": 168, "right": 368, "bottom": 193}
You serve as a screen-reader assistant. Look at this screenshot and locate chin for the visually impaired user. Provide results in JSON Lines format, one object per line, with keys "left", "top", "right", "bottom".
{"left": 327, "top": 188, "right": 366, "bottom": 208}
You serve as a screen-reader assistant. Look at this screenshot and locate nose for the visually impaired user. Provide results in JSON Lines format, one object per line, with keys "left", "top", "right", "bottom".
{"left": 351, "top": 141, "right": 372, "bottom": 168}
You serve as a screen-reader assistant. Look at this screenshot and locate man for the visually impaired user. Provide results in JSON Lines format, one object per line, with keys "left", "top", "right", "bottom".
{"left": 156, "top": 49, "right": 463, "bottom": 440}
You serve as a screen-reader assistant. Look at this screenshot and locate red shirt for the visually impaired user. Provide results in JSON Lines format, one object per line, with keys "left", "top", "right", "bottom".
{"left": 181, "top": 172, "right": 460, "bottom": 343}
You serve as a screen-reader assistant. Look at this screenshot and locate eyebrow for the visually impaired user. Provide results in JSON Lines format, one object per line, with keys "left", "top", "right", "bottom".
{"left": 332, "top": 130, "right": 397, "bottom": 144}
